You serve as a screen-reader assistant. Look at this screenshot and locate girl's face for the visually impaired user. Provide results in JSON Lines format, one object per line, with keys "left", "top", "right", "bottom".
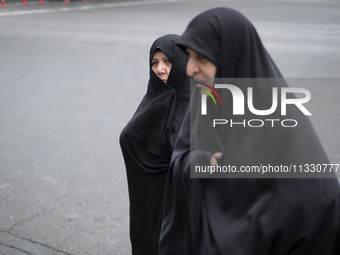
{"left": 151, "top": 51, "right": 172, "bottom": 83}
{"left": 185, "top": 48, "right": 217, "bottom": 83}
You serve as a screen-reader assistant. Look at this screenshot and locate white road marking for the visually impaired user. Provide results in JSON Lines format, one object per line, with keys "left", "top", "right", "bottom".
{"left": 0, "top": 0, "right": 185, "bottom": 17}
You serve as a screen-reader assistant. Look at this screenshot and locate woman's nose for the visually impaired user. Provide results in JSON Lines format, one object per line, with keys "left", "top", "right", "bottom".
{"left": 156, "top": 62, "right": 166, "bottom": 74}
{"left": 186, "top": 58, "right": 198, "bottom": 77}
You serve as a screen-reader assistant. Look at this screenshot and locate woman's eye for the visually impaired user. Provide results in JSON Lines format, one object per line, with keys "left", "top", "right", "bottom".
{"left": 197, "top": 54, "right": 209, "bottom": 63}
{"left": 151, "top": 62, "right": 158, "bottom": 66}
{"left": 197, "top": 54, "right": 205, "bottom": 60}
{"left": 164, "top": 59, "right": 172, "bottom": 66}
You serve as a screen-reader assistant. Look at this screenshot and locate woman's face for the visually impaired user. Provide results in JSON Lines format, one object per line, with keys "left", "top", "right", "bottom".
{"left": 185, "top": 48, "right": 217, "bottom": 82}
{"left": 151, "top": 50, "right": 172, "bottom": 83}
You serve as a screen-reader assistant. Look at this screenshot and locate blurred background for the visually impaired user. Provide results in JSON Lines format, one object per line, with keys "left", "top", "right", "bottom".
{"left": 1, "top": 0, "right": 339, "bottom": 254}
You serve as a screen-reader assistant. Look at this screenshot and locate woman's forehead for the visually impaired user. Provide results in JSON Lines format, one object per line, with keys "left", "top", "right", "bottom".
{"left": 152, "top": 50, "right": 167, "bottom": 59}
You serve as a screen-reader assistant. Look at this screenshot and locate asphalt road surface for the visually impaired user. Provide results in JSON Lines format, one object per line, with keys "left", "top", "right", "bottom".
{"left": 1, "top": 0, "right": 339, "bottom": 254}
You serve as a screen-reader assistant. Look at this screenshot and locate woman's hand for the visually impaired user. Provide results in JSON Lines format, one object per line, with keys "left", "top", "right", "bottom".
{"left": 210, "top": 152, "right": 222, "bottom": 166}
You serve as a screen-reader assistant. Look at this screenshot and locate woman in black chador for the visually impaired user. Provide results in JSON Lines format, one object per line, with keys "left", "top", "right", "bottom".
{"left": 120, "top": 34, "right": 189, "bottom": 255}
{"left": 158, "top": 8, "right": 340, "bottom": 255}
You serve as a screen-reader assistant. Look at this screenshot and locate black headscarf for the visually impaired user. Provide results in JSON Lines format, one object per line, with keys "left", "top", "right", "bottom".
{"left": 119, "top": 34, "right": 189, "bottom": 255}
{"left": 159, "top": 8, "right": 340, "bottom": 255}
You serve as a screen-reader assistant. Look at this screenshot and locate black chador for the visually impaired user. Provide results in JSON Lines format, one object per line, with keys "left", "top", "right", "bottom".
{"left": 159, "top": 8, "right": 340, "bottom": 255}
{"left": 120, "top": 34, "right": 189, "bottom": 255}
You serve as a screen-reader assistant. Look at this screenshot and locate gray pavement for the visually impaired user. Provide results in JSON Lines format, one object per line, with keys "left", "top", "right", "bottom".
{"left": 0, "top": 0, "right": 340, "bottom": 254}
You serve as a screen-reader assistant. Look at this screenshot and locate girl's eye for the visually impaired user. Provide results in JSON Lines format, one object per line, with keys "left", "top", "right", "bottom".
{"left": 151, "top": 62, "right": 158, "bottom": 66}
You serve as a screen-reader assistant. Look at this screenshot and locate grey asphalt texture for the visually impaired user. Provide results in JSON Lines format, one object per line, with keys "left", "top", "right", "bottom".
{"left": 0, "top": 0, "right": 340, "bottom": 254}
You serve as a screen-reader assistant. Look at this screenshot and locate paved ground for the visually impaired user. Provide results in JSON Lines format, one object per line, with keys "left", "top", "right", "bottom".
{"left": 0, "top": 0, "right": 339, "bottom": 254}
